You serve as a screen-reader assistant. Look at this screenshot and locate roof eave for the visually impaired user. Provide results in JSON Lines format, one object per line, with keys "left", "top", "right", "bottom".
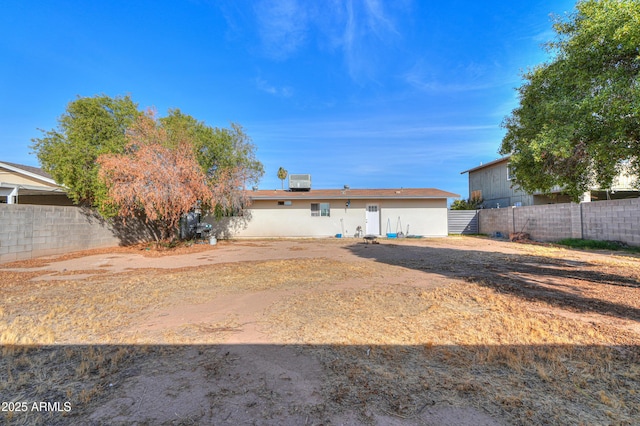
{"left": 0, "top": 161, "right": 58, "bottom": 185}
{"left": 250, "top": 194, "right": 460, "bottom": 201}
{"left": 460, "top": 155, "right": 511, "bottom": 174}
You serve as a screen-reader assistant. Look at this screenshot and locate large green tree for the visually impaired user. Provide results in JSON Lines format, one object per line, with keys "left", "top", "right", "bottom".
{"left": 31, "top": 95, "right": 140, "bottom": 206}
{"left": 500, "top": 0, "right": 640, "bottom": 201}
{"left": 159, "top": 109, "right": 264, "bottom": 216}
{"left": 160, "top": 109, "right": 263, "bottom": 184}
{"left": 32, "top": 96, "right": 264, "bottom": 222}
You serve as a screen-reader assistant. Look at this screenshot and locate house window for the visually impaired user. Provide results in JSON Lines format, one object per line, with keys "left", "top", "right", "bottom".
{"left": 311, "top": 203, "right": 330, "bottom": 217}
{"left": 507, "top": 163, "right": 513, "bottom": 180}
{"left": 277, "top": 201, "right": 292, "bottom": 206}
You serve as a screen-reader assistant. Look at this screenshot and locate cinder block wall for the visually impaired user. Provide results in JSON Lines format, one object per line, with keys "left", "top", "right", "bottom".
{"left": 582, "top": 198, "right": 640, "bottom": 246}
{"left": 478, "top": 207, "right": 512, "bottom": 237}
{"left": 478, "top": 198, "right": 640, "bottom": 246}
{"left": 0, "top": 204, "right": 153, "bottom": 263}
{"left": 513, "top": 203, "right": 575, "bottom": 241}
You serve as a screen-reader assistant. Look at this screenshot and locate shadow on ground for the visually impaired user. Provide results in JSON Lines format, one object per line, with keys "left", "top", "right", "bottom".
{"left": 3, "top": 239, "right": 640, "bottom": 424}
{"left": 344, "top": 242, "right": 640, "bottom": 323}
{"left": 1, "top": 343, "right": 639, "bottom": 425}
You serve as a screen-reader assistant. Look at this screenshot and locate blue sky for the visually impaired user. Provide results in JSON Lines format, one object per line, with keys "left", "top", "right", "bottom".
{"left": 1, "top": 0, "right": 577, "bottom": 198}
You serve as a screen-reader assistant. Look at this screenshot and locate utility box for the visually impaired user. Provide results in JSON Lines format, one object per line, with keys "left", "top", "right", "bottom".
{"left": 289, "top": 174, "right": 311, "bottom": 191}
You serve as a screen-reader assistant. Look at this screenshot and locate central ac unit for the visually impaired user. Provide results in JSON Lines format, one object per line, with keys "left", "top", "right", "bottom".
{"left": 289, "top": 174, "right": 311, "bottom": 191}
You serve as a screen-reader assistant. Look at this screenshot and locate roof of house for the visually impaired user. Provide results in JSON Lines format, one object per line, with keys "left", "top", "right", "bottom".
{"left": 0, "top": 161, "right": 56, "bottom": 184}
{"left": 460, "top": 155, "right": 511, "bottom": 174}
{"left": 249, "top": 188, "right": 460, "bottom": 200}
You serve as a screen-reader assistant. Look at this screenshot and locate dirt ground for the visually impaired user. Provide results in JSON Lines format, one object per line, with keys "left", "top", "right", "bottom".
{"left": 1, "top": 236, "right": 639, "bottom": 425}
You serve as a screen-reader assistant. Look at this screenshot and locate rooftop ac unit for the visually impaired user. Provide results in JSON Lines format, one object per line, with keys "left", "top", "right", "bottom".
{"left": 289, "top": 174, "right": 311, "bottom": 191}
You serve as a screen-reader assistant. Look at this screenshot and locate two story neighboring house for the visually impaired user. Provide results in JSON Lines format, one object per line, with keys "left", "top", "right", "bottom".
{"left": 461, "top": 155, "right": 639, "bottom": 208}
{"left": 0, "top": 161, "right": 72, "bottom": 205}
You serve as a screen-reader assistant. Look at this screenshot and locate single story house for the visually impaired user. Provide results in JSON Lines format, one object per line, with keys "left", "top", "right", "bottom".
{"left": 209, "top": 187, "right": 460, "bottom": 238}
{"left": 461, "top": 155, "right": 639, "bottom": 208}
{"left": 0, "top": 161, "right": 72, "bottom": 205}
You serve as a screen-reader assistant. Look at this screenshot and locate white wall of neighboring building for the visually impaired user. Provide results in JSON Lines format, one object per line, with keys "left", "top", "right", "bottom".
{"left": 207, "top": 198, "right": 449, "bottom": 238}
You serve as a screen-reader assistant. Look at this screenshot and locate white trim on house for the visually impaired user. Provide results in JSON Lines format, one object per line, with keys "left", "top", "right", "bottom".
{"left": 0, "top": 182, "right": 67, "bottom": 204}
{"left": 0, "top": 161, "right": 58, "bottom": 186}
{"left": 0, "top": 161, "right": 69, "bottom": 205}
{"left": 0, "top": 184, "right": 19, "bottom": 204}
{"left": 460, "top": 156, "right": 511, "bottom": 175}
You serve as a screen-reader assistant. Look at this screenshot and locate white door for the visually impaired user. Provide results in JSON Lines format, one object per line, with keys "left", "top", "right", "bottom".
{"left": 366, "top": 204, "right": 380, "bottom": 235}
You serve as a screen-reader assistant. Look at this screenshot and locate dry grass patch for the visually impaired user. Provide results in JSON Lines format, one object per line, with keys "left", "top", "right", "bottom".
{"left": 2, "top": 238, "right": 640, "bottom": 424}
{"left": 520, "top": 242, "right": 640, "bottom": 275}
{"left": 0, "top": 258, "right": 371, "bottom": 345}
{"left": 0, "top": 345, "right": 181, "bottom": 425}
{"left": 264, "top": 281, "right": 640, "bottom": 424}
{"left": 159, "top": 318, "right": 245, "bottom": 344}
{"left": 1, "top": 241, "right": 219, "bottom": 270}
{"left": 1, "top": 258, "right": 372, "bottom": 423}
{"left": 265, "top": 282, "right": 631, "bottom": 345}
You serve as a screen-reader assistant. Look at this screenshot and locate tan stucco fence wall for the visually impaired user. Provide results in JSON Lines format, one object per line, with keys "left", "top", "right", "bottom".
{"left": 478, "top": 198, "right": 640, "bottom": 246}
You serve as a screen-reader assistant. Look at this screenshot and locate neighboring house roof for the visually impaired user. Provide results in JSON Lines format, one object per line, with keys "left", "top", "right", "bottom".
{"left": 0, "top": 161, "right": 67, "bottom": 199}
{"left": 0, "top": 161, "right": 57, "bottom": 185}
{"left": 249, "top": 188, "right": 460, "bottom": 200}
{"left": 460, "top": 155, "right": 510, "bottom": 174}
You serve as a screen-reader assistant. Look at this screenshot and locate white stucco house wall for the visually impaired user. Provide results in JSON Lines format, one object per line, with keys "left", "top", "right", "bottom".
{"left": 209, "top": 187, "right": 460, "bottom": 238}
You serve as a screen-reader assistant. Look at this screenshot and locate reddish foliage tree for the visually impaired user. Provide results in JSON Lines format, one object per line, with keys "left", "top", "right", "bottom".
{"left": 207, "top": 166, "right": 251, "bottom": 218}
{"left": 98, "top": 110, "right": 214, "bottom": 240}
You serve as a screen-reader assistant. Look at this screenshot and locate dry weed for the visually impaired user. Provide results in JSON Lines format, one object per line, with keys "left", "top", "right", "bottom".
{"left": 159, "top": 317, "right": 244, "bottom": 344}
{"left": 1, "top": 239, "right": 639, "bottom": 424}
{"left": 1, "top": 258, "right": 371, "bottom": 345}
{"left": 264, "top": 280, "right": 640, "bottom": 424}
{"left": 0, "top": 257, "right": 373, "bottom": 423}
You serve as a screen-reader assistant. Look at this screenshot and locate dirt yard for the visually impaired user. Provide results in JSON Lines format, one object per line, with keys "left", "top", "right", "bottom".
{"left": 1, "top": 236, "right": 639, "bottom": 425}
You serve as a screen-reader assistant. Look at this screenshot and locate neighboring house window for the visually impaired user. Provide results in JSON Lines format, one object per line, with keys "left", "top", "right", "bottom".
{"left": 311, "top": 203, "right": 330, "bottom": 217}
{"left": 277, "top": 201, "right": 292, "bottom": 206}
{"left": 507, "top": 164, "right": 513, "bottom": 180}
